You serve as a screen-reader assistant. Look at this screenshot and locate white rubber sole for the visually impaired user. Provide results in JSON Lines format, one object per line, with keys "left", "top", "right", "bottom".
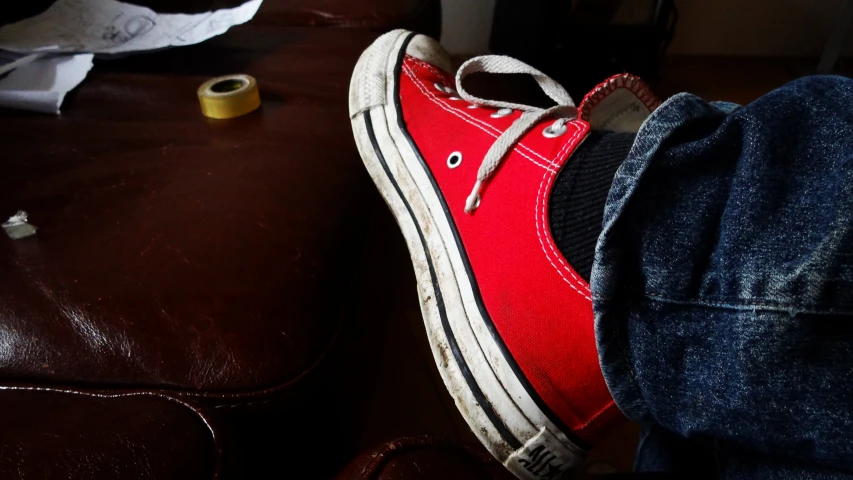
{"left": 349, "top": 30, "right": 587, "bottom": 479}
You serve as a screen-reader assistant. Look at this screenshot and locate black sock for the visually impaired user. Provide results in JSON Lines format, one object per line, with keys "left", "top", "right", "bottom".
{"left": 548, "top": 131, "right": 636, "bottom": 282}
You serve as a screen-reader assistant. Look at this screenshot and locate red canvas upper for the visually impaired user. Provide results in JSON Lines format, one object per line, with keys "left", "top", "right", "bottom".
{"left": 398, "top": 55, "right": 623, "bottom": 443}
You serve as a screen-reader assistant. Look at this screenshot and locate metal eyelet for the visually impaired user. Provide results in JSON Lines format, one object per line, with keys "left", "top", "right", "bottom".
{"left": 491, "top": 108, "right": 513, "bottom": 118}
{"left": 449, "top": 96, "right": 462, "bottom": 101}
{"left": 434, "top": 83, "right": 457, "bottom": 95}
{"left": 467, "top": 104, "right": 479, "bottom": 109}
{"left": 543, "top": 123, "right": 568, "bottom": 138}
{"left": 447, "top": 151, "right": 463, "bottom": 169}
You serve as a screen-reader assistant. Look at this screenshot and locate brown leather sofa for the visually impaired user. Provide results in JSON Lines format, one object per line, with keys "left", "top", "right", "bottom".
{"left": 0, "top": 1, "right": 440, "bottom": 478}
{"left": 336, "top": 436, "right": 518, "bottom": 480}
{"left": 335, "top": 437, "right": 673, "bottom": 480}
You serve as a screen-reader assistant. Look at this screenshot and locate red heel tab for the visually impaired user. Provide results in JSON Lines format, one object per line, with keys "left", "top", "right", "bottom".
{"left": 579, "top": 73, "right": 661, "bottom": 133}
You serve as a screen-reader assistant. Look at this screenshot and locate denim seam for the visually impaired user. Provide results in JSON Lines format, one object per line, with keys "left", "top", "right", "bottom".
{"left": 645, "top": 293, "right": 853, "bottom": 316}
{"left": 610, "top": 303, "right": 644, "bottom": 399}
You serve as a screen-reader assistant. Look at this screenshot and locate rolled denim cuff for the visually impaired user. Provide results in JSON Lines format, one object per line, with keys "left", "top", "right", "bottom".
{"left": 591, "top": 93, "right": 738, "bottom": 421}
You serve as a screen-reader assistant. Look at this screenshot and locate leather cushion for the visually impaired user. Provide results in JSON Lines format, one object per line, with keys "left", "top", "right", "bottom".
{"left": 335, "top": 436, "right": 517, "bottom": 480}
{"left": 0, "top": 388, "right": 218, "bottom": 479}
{"left": 0, "top": 27, "right": 381, "bottom": 398}
{"left": 256, "top": 0, "right": 440, "bottom": 31}
{"left": 2, "top": 0, "right": 440, "bottom": 33}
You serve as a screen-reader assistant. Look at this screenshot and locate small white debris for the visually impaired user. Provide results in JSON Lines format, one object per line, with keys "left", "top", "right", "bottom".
{"left": 3, "top": 210, "right": 37, "bottom": 240}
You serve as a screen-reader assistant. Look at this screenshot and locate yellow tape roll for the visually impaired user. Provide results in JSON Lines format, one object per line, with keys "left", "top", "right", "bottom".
{"left": 197, "top": 74, "right": 261, "bottom": 119}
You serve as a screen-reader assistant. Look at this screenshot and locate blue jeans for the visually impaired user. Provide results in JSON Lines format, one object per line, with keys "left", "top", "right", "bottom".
{"left": 592, "top": 76, "right": 853, "bottom": 479}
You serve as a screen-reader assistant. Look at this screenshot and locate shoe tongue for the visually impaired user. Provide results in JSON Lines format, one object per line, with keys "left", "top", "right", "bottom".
{"left": 578, "top": 73, "right": 661, "bottom": 133}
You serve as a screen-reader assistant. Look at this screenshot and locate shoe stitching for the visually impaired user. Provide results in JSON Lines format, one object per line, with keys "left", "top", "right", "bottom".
{"left": 535, "top": 122, "right": 592, "bottom": 297}
{"left": 401, "top": 52, "right": 619, "bottom": 436}
{"left": 404, "top": 58, "right": 559, "bottom": 170}
{"left": 547, "top": 130, "right": 593, "bottom": 295}
{"left": 574, "top": 399, "right": 618, "bottom": 430}
{"left": 402, "top": 62, "right": 590, "bottom": 294}
{"left": 578, "top": 73, "right": 662, "bottom": 122}
{"left": 408, "top": 56, "right": 425, "bottom": 76}
{"left": 537, "top": 123, "right": 592, "bottom": 295}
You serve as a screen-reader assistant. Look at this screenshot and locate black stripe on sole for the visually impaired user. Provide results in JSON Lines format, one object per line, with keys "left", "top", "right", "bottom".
{"left": 363, "top": 112, "right": 522, "bottom": 450}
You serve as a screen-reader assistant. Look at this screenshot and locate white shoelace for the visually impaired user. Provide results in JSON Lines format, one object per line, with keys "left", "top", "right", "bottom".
{"left": 454, "top": 56, "right": 577, "bottom": 213}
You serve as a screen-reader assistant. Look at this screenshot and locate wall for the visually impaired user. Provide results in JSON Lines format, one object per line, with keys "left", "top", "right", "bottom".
{"left": 669, "top": 0, "right": 853, "bottom": 56}
{"left": 440, "top": 0, "right": 495, "bottom": 54}
{"left": 440, "top": 0, "right": 853, "bottom": 57}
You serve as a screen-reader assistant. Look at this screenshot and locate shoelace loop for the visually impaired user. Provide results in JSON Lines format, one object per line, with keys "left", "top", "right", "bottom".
{"left": 454, "top": 56, "right": 577, "bottom": 213}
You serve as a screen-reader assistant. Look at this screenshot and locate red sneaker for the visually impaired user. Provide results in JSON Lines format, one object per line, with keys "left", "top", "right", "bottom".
{"left": 349, "top": 30, "right": 659, "bottom": 479}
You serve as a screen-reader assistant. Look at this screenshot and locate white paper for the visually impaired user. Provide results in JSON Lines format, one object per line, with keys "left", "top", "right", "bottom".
{"left": 0, "top": 51, "right": 45, "bottom": 75}
{"left": 0, "top": 54, "right": 94, "bottom": 114}
{"left": 0, "top": 0, "right": 261, "bottom": 114}
{"left": 0, "top": 0, "right": 262, "bottom": 54}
